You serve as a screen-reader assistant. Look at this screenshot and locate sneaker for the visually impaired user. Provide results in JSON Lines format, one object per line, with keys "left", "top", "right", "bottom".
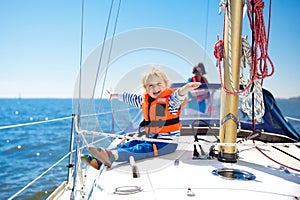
{"left": 81, "top": 154, "right": 102, "bottom": 170}
{"left": 88, "top": 146, "right": 117, "bottom": 168}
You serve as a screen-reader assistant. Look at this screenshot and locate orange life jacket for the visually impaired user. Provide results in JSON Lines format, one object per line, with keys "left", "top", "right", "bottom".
{"left": 141, "top": 88, "right": 186, "bottom": 134}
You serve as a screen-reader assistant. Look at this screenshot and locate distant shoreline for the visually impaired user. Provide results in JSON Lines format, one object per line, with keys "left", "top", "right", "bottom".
{"left": 277, "top": 96, "right": 300, "bottom": 100}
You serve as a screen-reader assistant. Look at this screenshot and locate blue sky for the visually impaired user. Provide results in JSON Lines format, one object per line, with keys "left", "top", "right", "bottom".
{"left": 1, "top": 0, "right": 299, "bottom": 98}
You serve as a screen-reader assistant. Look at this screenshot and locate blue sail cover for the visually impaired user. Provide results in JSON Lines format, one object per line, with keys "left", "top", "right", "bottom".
{"left": 249, "top": 89, "right": 300, "bottom": 141}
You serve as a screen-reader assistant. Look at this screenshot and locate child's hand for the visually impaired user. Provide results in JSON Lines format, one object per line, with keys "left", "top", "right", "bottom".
{"left": 178, "top": 82, "right": 201, "bottom": 96}
{"left": 188, "top": 82, "right": 201, "bottom": 90}
{"left": 106, "top": 88, "right": 118, "bottom": 102}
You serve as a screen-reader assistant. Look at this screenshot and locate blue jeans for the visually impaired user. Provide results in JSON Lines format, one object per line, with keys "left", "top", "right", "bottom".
{"left": 111, "top": 140, "right": 178, "bottom": 162}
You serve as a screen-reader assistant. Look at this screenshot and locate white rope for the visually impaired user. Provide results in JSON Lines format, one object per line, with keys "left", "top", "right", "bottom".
{"left": 240, "top": 79, "right": 265, "bottom": 122}
{"left": 218, "top": 0, "right": 227, "bottom": 15}
{"left": 240, "top": 37, "right": 265, "bottom": 122}
{"left": 241, "top": 36, "right": 252, "bottom": 67}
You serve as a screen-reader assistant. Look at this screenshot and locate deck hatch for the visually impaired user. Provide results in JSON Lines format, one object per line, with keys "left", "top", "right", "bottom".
{"left": 212, "top": 168, "right": 256, "bottom": 180}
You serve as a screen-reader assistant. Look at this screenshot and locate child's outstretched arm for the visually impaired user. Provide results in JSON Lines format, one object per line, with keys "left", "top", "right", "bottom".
{"left": 178, "top": 82, "right": 201, "bottom": 97}
{"left": 106, "top": 89, "right": 143, "bottom": 108}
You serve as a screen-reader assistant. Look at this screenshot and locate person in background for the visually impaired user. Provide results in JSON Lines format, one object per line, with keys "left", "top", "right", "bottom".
{"left": 187, "top": 62, "right": 210, "bottom": 113}
{"left": 82, "top": 66, "right": 201, "bottom": 169}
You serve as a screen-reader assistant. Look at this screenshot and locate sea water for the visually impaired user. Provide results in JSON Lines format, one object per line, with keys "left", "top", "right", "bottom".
{"left": 0, "top": 98, "right": 73, "bottom": 200}
{"left": 0, "top": 98, "right": 299, "bottom": 200}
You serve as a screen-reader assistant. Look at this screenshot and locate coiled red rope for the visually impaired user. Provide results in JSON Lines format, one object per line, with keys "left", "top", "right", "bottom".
{"left": 214, "top": 39, "right": 224, "bottom": 67}
{"left": 214, "top": 0, "right": 275, "bottom": 95}
{"left": 248, "top": 0, "right": 274, "bottom": 80}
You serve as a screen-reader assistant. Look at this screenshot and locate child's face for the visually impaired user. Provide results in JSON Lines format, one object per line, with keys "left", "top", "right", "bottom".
{"left": 145, "top": 75, "right": 167, "bottom": 99}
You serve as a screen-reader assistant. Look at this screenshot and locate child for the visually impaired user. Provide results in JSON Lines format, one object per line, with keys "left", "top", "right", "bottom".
{"left": 82, "top": 67, "right": 200, "bottom": 169}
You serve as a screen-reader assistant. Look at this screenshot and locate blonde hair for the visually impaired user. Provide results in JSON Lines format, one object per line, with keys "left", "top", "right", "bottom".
{"left": 142, "top": 66, "right": 170, "bottom": 89}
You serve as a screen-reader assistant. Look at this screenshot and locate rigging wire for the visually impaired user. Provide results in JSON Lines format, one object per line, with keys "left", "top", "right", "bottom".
{"left": 89, "top": 0, "right": 116, "bottom": 104}
{"left": 0, "top": 116, "right": 72, "bottom": 130}
{"left": 70, "top": 1, "right": 86, "bottom": 198}
{"left": 0, "top": 106, "right": 141, "bottom": 131}
{"left": 95, "top": 0, "right": 122, "bottom": 123}
{"left": 81, "top": 0, "right": 120, "bottom": 137}
{"left": 203, "top": 0, "right": 210, "bottom": 63}
{"left": 75, "top": 0, "right": 123, "bottom": 148}
{"left": 77, "top": 0, "right": 85, "bottom": 121}
{"left": 82, "top": 0, "right": 115, "bottom": 131}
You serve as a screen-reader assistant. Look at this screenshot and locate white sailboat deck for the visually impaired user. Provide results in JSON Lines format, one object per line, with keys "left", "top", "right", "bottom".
{"left": 53, "top": 135, "right": 300, "bottom": 200}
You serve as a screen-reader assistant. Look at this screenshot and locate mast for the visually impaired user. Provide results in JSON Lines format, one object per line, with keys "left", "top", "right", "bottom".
{"left": 218, "top": 0, "right": 243, "bottom": 163}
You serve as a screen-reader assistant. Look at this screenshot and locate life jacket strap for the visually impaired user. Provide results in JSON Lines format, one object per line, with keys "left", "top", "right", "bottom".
{"left": 139, "top": 117, "right": 179, "bottom": 128}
